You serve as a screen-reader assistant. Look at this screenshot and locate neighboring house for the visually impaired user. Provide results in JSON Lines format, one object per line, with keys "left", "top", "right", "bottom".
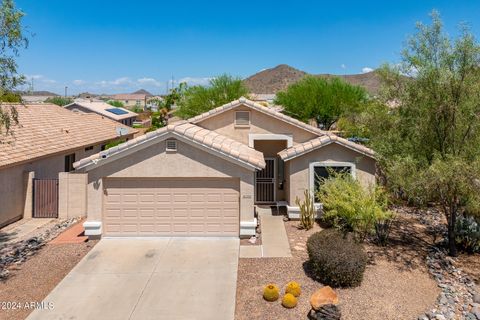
{"left": 0, "top": 104, "right": 136, "bottom": 228}
{"left": 110, "top": 93, "right": 148, "bottom": 110}
{"left": 65, "top": 99, "right": 138, "bottom": 126}
{"left": 72, "top": 97, "right": 375, "bottom": 239}
{"left": 248, "top": 93, "right": 276, "bottom": 105}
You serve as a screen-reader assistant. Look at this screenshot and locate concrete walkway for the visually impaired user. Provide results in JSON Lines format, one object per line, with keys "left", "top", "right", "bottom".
{"left": 239, "top": 207, "right": 292, "bottom": 258}
{"left": 27, "top": 237, "right": 239, "bottom": 320}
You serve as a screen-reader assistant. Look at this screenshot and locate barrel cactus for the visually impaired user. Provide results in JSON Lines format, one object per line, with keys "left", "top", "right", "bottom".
{"left": 285, "top": 281, "right": 301, "bottom": 297}
{"left": 263, "top": 284, "right": 280, "bottom": 302}
{"left": 281, "top": 293, "right": 298, "bottom": 308}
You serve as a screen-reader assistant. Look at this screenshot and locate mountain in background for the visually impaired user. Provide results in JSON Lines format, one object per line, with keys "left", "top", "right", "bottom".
{"left": 18, "top": 90, "right": 59, "bottom": 96}
{"left": 244, "top": 64, "right": 383, "bottom": 95}
{"left": 132, "top": 89, "right": 153, "bottom": 96}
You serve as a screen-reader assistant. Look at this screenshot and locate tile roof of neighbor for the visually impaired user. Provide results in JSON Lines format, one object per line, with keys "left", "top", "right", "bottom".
{"left": 74, "top": 121, "right": 266, "bottom": 171}
{"left": 66, "top": 100, "right": 138, "bottom": 121}
{"left": 278, "top": 134, "right": 375, "bottom": 161}
{"left": 0, "top": 104, "right": 137, "bottom": 169}
{"left": 188, "top": 97, "right": 328, "bottom": 136}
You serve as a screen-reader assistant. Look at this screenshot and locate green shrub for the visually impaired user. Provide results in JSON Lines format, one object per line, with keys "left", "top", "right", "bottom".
{"left": 45, "top": 96, "right": 73, "bottom": 106}
{"left": 307, "top": 229, "right": 367, "bottom": 287}
{"left": 317, "top": 173, "right": 394, "bottom": 241}
{"left": 455, "top": 215, "right": 480, "bottom": 253}
{"left": 107, "top": 100, "right": 124, "bottom": 108}
{"left": 374, "top": 218, "right": 394, "bottom": 246}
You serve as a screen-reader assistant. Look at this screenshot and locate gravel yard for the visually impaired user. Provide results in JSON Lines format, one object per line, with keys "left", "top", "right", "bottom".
{"left": 235, "top": 210, "right": 441, "bottom": 320}
{"left": 0, "top": 241, "right": 97, "bottom": 320}
{"left": 0, "top": 219, "right": 96, "bottom": 320}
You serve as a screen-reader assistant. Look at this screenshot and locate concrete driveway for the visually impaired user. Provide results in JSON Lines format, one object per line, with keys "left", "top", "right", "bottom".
{"left": 28, "top": 237, "right": 239, "bottom": 320}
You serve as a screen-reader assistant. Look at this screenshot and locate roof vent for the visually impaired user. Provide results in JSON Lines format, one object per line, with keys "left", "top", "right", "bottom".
{"left": 166, "top": 139, "right": 177, "bottom": 151}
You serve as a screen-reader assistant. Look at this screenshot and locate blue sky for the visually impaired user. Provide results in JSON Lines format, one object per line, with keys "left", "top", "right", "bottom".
{"left": 16, "top": 0, "right": 480, "bottom": 95}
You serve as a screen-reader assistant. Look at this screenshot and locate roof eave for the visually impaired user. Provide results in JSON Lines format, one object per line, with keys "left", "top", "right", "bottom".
{"left": 279, "top": 140, "right": 375, "bottom": 162}
{"left": 74, "top": 130, "right": 264, "bottom": 172}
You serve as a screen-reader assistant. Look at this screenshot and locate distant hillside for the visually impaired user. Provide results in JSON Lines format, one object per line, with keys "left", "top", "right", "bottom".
{"left": 18, "top": 90, "right": 59, "bottom": 96}
{"left": 132, "top": 89, "right": 153, "bottom": 96}
{"left": 244, "top": 64, "right": 383, "bottom": 95}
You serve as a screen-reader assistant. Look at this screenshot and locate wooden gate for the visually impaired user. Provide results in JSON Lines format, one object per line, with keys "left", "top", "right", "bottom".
{"left": 33, "top": 179, "right": 59, "bottom": 218}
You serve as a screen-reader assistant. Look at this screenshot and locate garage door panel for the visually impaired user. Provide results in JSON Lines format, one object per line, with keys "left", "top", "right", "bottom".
{"left": 104, "top": 179, "right": 239, "bottom": 237}
{"left": 104, "top": 208, "right": 121, "bottom": 218}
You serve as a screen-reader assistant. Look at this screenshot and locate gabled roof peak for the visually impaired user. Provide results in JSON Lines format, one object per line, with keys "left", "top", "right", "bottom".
{"left": 188, "top": 97, "right": 327, "bottom": 137}
{"left": 74, "top": 121, "right": 265, "bottom": 171}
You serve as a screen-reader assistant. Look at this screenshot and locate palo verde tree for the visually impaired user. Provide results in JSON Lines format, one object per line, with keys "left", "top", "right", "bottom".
{"left": 175, "top": 74, "right": 248, "bottom": 119}
{"left": 373, "top": 11, "right": 480, "bottom": 256}
{"left": 0, "top": 0, "right": 28, "bottom": 140}
{"left": 274, "top": 76, "right": 368, "bottom": 130}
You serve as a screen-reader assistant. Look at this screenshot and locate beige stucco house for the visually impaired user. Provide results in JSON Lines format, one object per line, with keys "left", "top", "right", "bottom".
{"left": 0, "top": 104, "right": 136, "bottom": 228}
{"left": 73, "top": 97, "right": 376, "bottom": 238}
{"left": 110, "top": 93, "right": 148, "bottom": 110}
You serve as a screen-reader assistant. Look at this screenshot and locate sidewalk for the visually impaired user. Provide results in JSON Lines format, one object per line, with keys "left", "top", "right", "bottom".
{"left": 239, "top": 207, "right": 292, "bottom": 258}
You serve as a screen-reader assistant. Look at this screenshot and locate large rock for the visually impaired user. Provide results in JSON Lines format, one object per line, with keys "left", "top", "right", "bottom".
{"left": 310, "top": 286, "right": 339, "bottom": 311}
{"left": 308, "top": 304, "right": 341, "bottom": 320}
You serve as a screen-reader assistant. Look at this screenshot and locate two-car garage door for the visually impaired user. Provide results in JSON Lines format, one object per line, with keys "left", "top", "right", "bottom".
{"left": 103, "top": 178, "right": 240, "bottom": 237}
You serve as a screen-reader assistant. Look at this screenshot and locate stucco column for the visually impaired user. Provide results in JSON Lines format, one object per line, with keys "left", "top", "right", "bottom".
{"left": 23, "top": 171, "right": 35, "bottom": 218}
{"left": 58, "top": 172, "right": 68, "bottom": 219}
{"left": 239, "top": 174, "right": 256, "bottom": 237}
{"left": 84, "top": 177, "right": 103, "bottom": 238}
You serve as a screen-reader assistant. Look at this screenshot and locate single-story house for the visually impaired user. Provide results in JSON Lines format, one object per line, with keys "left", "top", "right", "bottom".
{"left": 0, "top": 103, "right": 136, "bottom": 228}
{"left": 72, "top": 97, "right": 375, "bottom": 238}
{"left": 65, "top": 99, "right": 138, "bottom": 126}
{"left": 110, "top": 93, "right": 148, "bottom": 110}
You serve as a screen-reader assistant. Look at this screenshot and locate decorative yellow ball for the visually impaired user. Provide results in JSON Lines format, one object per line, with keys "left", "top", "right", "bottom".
{"left": 285, "top": 281, "right": 301, "bottom": 297}
{"left": 263, "top": 284, "right": 280, "bottom": 302}
{"left": 282, "top": 293, "right": 298, "bottom": 308}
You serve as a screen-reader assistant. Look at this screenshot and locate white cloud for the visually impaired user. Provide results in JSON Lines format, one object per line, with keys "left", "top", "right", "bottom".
{"left": 341, "top": 64, "right": 347, "bottom": 70}
{"left": 20, "top": 73, "right": 215, "bottom": 94}
{"left": 178, "top": 77, "right": 212, "bottom": 86}
{"left": 111, "top": 77, "right": 133, "bottom": 86}
{"left": 137, "top": 77, "right": 162, "bottom": 87}
{"left": 73, "top": 79, "right": 86, "bottom": 85}
{"left": 362, "top": 67, "right": 374, "bottom": 73}
{"left": 25, "top": 74, "right": 44, "bottom": 80}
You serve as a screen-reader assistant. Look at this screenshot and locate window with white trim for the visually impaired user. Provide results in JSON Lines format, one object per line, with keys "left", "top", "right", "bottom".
{"left": 166, "top": 139, "right": 177, "bottom": 151}
{"left": 310, "top": 162, "right": 354, "bottom": 203}
{"left": 234, "top": 111, "right": 250, "bottom": 126}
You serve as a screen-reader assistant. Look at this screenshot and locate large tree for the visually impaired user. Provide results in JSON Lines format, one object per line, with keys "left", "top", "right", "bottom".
{"left": 373, "top": 11, "right": 480, "bottom": 256}
{"left": 175, "top": 74, "right": 248, "bottom": 119}
{"left": 0, "top": 0, "right": 28, "bottom": 139}
{"left": 275, "top": 76, "right": 368, "bottom": 130}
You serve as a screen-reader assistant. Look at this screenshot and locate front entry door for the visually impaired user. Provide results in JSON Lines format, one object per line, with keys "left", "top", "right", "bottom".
{"left": 255, "top": 158, "right": 276, "bottom": 203}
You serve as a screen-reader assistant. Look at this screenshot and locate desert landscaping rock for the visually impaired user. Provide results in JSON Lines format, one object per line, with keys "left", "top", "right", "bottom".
{"left": 419, "top": 229, "right": 479, "bottom": 319}
{"left": 310, "top": 286, "right": 339, "bottom": 310}
{"left": 0, "top": 217, "right": 82, "bottom": 280}
{"left": 236, "top": 212, "right": 440, "bottom": 320}
{"left": 308, "top": 304, "right": 342, "bottom": 320}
